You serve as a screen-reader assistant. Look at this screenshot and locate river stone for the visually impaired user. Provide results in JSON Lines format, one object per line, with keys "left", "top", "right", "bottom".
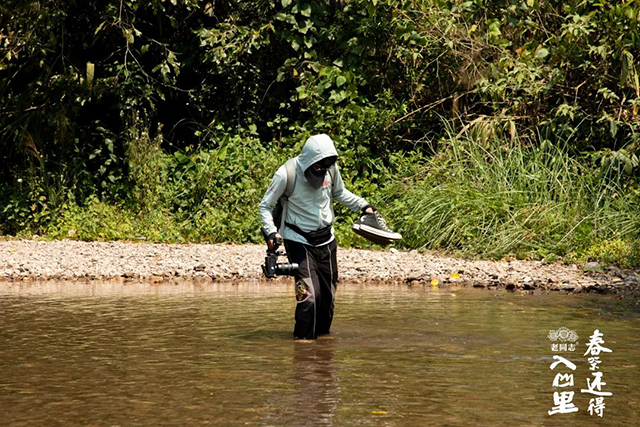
{"left": 0, "top": 240, "right": 637, "bottom": 294}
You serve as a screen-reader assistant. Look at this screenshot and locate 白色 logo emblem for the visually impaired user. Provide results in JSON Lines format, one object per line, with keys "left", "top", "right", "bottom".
{"left": 548, "top": 326, "right": 579, "bottom": 342}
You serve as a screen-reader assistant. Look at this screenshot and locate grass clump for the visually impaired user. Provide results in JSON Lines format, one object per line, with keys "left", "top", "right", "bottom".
{"left": 383, "top": 123, "right": 640, "bottom": 267}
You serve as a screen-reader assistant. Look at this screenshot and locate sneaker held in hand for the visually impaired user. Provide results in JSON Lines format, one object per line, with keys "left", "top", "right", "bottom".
{"left": 351, "top": 212, "right": 402, "bottom": 244}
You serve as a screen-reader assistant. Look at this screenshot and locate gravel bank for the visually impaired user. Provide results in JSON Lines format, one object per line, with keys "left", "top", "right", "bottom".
{"left": 1, "top": 239, "right": 638, "bottom": 294}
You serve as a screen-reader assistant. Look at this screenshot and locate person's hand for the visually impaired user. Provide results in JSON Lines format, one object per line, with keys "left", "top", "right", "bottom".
{"left": 364, "top": 207, "right": 375, "bottom": 214}
{"left": 268, "top": 233, "right": 282, "bottom": 251}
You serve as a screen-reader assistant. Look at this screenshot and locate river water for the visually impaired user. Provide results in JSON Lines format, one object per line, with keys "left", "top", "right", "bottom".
{"left": 1, "top": 282, "right": 638, "bottom": 426}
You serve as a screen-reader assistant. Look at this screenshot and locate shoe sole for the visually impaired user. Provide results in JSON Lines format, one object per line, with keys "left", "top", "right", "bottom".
{"left": 352, "top": 223, "right": 402, "bottom": 240}
{"left": 352, "top": 226, "right": 396, "bottom": 245}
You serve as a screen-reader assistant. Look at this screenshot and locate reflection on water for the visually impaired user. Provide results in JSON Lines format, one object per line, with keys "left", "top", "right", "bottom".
{"left": 0, "top": 282, "right": 639, "bottom": 426}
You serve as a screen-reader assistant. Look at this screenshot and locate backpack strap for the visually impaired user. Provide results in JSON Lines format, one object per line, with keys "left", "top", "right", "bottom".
{"left": 328, "top": 163, "right": 338, "bottom": 221}
{"left": 328, "top": 163, "right": 337, "bottom": 188}
{"left": 283, "top": 158, "right": 297, "bottom": 198}
{"left": 275, "top": 158, "right": 297, "bottom": 233}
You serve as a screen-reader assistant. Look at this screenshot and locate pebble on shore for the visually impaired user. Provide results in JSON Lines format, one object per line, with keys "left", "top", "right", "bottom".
{"left": 0, "top": 240, "right": 638, "bottom": 294}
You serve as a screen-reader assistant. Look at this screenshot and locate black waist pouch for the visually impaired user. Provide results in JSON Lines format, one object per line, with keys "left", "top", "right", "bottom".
{"left": 285, "top": 223, "right": 333, "bottom": 246}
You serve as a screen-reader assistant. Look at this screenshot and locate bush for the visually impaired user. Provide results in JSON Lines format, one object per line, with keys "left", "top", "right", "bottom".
{"left": 582, "top": 238, "right": 640, "bottom": 269}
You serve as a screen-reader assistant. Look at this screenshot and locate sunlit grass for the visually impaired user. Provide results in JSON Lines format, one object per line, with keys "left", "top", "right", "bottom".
{"left": 383, "top": 122, "right": 640, "bottom": 267}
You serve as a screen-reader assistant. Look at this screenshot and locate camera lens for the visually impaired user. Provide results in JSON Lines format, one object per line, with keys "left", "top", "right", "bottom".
{"left": 275, "top": 262, "right": 299, "bottom": 276}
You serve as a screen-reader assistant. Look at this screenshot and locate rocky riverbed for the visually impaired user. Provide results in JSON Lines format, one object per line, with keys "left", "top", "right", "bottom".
{"left": 0, "top": 239, "right": 639, "bottom": 294}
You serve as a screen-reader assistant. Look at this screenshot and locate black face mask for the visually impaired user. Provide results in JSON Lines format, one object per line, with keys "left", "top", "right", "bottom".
{"left": 305, "top": 156, "right": 336, "bottom": 189}
{"left": 305, "top": 167, "right": 327, "bottom": 189}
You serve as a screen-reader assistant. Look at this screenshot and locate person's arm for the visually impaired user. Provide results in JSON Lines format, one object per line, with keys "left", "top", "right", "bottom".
{"left": 259, "top": 167, "right": 287, "bottom": 247}
{"left": 331, "top": 166, "right": 371, "bottom": 212}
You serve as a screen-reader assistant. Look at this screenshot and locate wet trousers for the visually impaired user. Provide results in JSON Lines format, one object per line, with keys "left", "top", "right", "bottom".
{"left": 284, "top": 239, "right": 338, "bottom": 340}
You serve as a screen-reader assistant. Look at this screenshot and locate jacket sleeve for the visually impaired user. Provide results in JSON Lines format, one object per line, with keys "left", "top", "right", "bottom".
{"left": 331, "top": 165, "right": 369, "bottom": 212}
{"left": 259, "top": 166, "right": 287, "bottom": 236}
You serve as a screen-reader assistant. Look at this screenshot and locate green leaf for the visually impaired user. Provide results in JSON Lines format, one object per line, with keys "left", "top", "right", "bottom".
{"left": 217, "top": 144, "right": 228, "bottom": 161}
{"left": 298, "top": 20, "right": 312, "bottom": 34}
{"left": 620, "top": 50, "right": 633, "bottom": 87}
{"left": 303, "top": 34, "right": 314, "bottom": 48}
{"left": 123, "top": 29, "right": 134, "bottom": 45}
{"left": 282, "top": 0, "right": 292, "bottom": 7}
{"left": 296, "top": 85, "right": 308, "bottom": 99}
{"left": 174, "top": 152, "right": 191, "bottom": 164}
{"left": 536, "top": 47, "right": 549, "bottom": 59}
{"left": 488, "top": 20, "right": 501, "bottom": 38}
{"left": 329, "top": 89, "right": 348, "bottom": 103}
{"left": 94, "top": 21, "right": 106, "bottom": 36}
{"left": 86, "top": 62, "right": 95, "bottom": 87}
{"left": 610, "top": 120, "right": 618, "bottom": 138}
{"left": 300, "top": 4, "right": 312, "bottom": 17}
{"left": 336, "top": 75, "right": 347, "bottom": 87}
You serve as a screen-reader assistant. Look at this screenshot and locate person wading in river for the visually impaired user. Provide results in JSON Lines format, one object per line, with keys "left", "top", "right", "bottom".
{"left": 259, "top": 134, "right": 398, "bottom": 340}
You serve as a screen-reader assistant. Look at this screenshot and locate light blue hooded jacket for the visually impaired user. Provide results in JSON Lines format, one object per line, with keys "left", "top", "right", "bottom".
{"left": 259, "top": 134, "right": 369, "bottom": 246}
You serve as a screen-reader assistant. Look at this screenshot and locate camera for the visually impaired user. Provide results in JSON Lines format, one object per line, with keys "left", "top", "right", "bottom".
{"left": 261, "top": 228, "right": 299, "bottom": 279}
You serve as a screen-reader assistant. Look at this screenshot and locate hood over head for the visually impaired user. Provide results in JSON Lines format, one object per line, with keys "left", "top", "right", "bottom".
{"left": 297, "top": 134, "right": 338, "bottom": 174}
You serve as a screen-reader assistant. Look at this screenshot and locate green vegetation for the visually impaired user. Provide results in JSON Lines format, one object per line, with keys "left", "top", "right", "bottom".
{"left": 384, "top": 124, "right": 640, "bottom": 268}
{"left": 1, "top": 1, "right": 639, "bottom": 267}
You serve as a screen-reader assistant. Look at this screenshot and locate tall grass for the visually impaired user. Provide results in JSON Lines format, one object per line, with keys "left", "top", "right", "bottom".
{"left": 384, "top": 122, "right": 640, "bottom": 266}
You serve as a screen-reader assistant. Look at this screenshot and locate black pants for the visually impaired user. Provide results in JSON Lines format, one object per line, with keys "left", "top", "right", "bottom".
{"left": 284, "top": 239, "right": 338, "bottom": 339}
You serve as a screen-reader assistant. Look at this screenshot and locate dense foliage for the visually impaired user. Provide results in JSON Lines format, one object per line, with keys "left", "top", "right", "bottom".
{"left": 1, "top": 0, "right": 639, "bottom": 266}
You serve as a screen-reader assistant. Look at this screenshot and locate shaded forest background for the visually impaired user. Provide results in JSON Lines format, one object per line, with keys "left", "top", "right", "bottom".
{"left": 1, "top": 0, "right": 639, "bottom": 266}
